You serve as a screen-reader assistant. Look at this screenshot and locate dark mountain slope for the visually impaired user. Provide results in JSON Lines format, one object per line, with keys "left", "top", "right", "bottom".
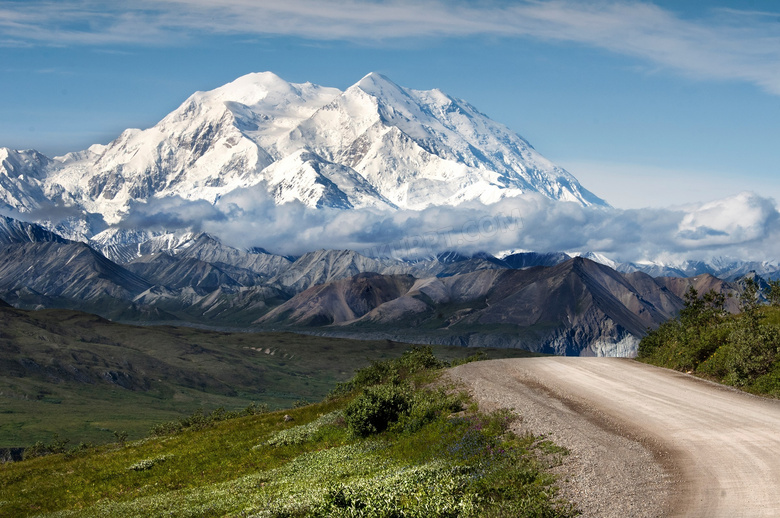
{"left": 125, "top": 252, "right": 243, "bottom": 293}
{"left": 174, "top": 233, "right": 293, "bottom": 279}
{"left": 502, "top": 251, "right": 571, "bottom": 269}
{"left": 270, "top": 249, "right": 404, "bottom": 293}
{"left": 0, "top": 215, "right": 69, "bottom": 244}
{"left": 0, "top": 242, "right": 150, "bottom": 301}
{"left": 257, "top": 258, "right": 690, "bottom": 356}
{"left": 656, "top": 273, "right": 741, "bottom": 313}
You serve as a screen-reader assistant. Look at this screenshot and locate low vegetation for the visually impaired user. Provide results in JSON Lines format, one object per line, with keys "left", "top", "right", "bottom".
{"left": 638, "top": 279, "right": 780, "bottom": 396}
{"left": 0, "top": 305, "right": 538, "bottom": 447}
{"left": 0, "top": 345, "right": 576, "bottom": 517}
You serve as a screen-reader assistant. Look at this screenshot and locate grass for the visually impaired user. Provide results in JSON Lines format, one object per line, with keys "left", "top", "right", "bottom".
{"left": 0, "top": 347, "right": 576, "bottom": 517}
{"left": 0, "top": 305, "right": 538, "bottom": 448}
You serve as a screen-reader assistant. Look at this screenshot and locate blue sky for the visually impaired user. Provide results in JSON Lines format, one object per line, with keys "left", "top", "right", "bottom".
{"left": 1, "top": 0, "right": 779, "bottom": 209}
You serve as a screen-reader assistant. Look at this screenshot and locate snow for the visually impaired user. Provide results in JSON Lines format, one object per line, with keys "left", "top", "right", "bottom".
{"left": 0, "top": 71, "right": 607, "bottom": 242}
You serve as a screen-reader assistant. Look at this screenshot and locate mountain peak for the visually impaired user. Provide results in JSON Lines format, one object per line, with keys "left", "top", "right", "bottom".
{"left": 0, "top": 71, "right": 608, "bottom": 242}
{"left": 0, "top": 215, "right": 69, "bottom": 245}
{"left": 357, "top": 71, "right": 396, "bottom": 87}
{"left": 353, "top": 72, "right": 407, "bottom": 101}
{"left": 190, "top": 71, "right": 298, "bottom": 109}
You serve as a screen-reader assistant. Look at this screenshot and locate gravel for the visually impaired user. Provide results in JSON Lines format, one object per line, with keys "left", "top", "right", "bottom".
{"left": 447, "top": 359, "right": 673, "bottom": 518}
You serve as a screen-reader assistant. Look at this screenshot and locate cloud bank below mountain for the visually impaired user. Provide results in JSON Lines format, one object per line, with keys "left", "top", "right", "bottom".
{"left": 60, "top": 187, "right": 779, "bottom": 264}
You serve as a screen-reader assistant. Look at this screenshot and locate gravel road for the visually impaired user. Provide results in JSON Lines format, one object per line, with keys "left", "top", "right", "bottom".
{"left": 448, "top": 357, "right": 780, "bottom": 517}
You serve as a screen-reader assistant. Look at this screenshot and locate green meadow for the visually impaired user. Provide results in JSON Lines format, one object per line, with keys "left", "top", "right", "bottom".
{"left": 0, "top": 347, "right": 575, "bottom": 517}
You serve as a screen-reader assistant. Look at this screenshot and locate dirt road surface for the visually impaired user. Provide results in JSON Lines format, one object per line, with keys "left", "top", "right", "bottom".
{"left": 448, "top": 357, "right": 780, "bottom": 517}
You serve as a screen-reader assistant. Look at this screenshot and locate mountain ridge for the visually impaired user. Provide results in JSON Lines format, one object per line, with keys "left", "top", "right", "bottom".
{"left": 0, "top": 71, "right": 606, "bottom": 242}
{"left": 255, "top": 256, "right": 736, "bottom": 356}
{"left": 0, "top": 213, "right": 751, "bottom": 356}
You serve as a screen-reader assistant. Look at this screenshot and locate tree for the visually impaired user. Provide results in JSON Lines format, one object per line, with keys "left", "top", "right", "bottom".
{"left": 680, "top": 286, "right": 725, "bottom": 326}
{"left": 766, "top": 279, "right": 780, "bottom": 307}
{"left": 740, "top": 277, "right": 762, "bottom": 328}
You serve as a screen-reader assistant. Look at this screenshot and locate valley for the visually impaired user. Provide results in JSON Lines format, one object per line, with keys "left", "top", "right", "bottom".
{"left": 0, "top": 304, "right": 536, "bottom": 448}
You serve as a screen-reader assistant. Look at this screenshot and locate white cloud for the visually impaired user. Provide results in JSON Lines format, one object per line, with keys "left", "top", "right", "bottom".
{"left": 94, "top": 186, "right": 780, "bottom": 264}
{"left": 2, "top": 1, "right": 780, "bottom": 95}
{"left": 676, "top": 192, "right": 777, "bottom": 247}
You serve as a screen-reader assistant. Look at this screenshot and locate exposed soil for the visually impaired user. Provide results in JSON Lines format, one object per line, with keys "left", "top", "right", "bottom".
{"left": 448, "top": 357, "right": 780, "bottom": 517}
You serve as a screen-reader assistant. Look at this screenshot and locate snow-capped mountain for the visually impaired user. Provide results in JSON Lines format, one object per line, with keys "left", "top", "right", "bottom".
{"left": 277, "top": 72, "right": 605, "bottom": 209}
{"left": 616, "top": 257, "right": 780, "bottom": 281}
{"left": 0, "top": 72, "right": 606, "bottom": 239}
{"left": 0, "top": 149, "right": 52, "bottom": 211}
{"left": 560, "top": 251, "right": 780, "bottom": 282}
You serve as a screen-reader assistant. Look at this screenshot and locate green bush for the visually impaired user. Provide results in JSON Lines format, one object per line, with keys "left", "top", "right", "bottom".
{"left": 724, "top": 323, "right": 780, "bottom": 385}
{"left": 639, "top": 283, "right": 780, "bottom": 394}
{"left": 263, "top": 410, "right": 345, "bottom": 447}
{"left": 344, "top": 384, "right": 413, "bottom": 437}
{"left": 149, "top": 402, "right": 268, "bottom": 437}
{"left": 329, "top": 345, "right": 446, "bottom": 398}
{"left": 343, "top": 380, "right": 467, "bottom": 439}
{"left": 450, "top": 349, "right": 487, "bottom": 367}
{"left": 127, "top": 454, "right": 172, "bottom": 471}
{"left": 397, "top": 387, "right": 466, "bottom": 434}
{"left": 22, "top": 434, "right": 70, "bottom": 460}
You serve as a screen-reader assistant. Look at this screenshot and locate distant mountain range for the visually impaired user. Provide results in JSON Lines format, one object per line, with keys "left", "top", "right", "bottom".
{"left": 0, "top": 72, "right": 605, "bottom": 243}
{"left": 1, "top": 71, "right": 769, "bottom": 272}
{"left": 0, "top": 214, "right": 755, "bottom": 357}
{"left": 0, "top": 72, "right": 771, "bottom": 356}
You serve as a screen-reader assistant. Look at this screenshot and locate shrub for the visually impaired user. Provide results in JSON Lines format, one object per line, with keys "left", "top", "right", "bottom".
{"left": 767, "top": 279, "right": 780, "bottom": 306}
{"left": 344, "top": 384, "right": 413, "bottom": 437}
{"left": 127, "top": 454, "right": 172, "bottom": 471}
{"left": 639, "top": 281, "right": 780, "bottom": 394}
{"left": 149, "top": 402, "right": 268, "bottom": 437}
{"left": 396, "top": 387, "right": 465, "bottom": 434}
{"left": 724, "top": 323, "right": 780, "bottom": 386}
{"left": 113, "top": 430, "right": 128, "bottom": 445}
{"left": 450, "top": 350, "right": 487, "bottom": 367}
{"left": 22, "top": 434, "right": 70, "bottom": 460}
{"left": 329, "top": 345, "right": 446, "bottom": 399}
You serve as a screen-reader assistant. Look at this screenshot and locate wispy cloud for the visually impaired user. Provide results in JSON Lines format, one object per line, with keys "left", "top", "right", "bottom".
{"left": 2, "top": 1, "right": 780, "bottom": 94}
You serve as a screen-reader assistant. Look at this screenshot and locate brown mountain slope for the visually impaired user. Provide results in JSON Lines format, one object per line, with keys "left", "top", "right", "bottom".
{"left": 259, "top": 272, "right": 417, "bottom": 326}
{"left": 655, "top": 273, "right": 741, "bottom": 313}
{"left": 256, "top": 258, "right": 714, "bottom": 356}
